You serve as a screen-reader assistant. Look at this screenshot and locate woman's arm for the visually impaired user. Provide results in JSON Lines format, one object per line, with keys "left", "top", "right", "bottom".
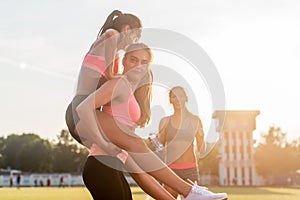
{"left": 103, "top": 29, "right": 120, "bottom": 79}
{"left": 76, "top": 78, "right": 122, "bottom": 155}
{"left": 195, "top": 117, "right": 205, "bottom": 155}
{"left": 158, "top": 117, "right": 169, "bottom": 146}
{"left": 125, "top": 155, "right": 175, "bottom": 200}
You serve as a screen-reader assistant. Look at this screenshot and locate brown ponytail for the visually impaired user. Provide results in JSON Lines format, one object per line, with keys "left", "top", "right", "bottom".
{"left": 97, "top": 10, "right": 123, "bottom": 38}
{"left": 97, "top": 10, "right": 142, "bottom": 39}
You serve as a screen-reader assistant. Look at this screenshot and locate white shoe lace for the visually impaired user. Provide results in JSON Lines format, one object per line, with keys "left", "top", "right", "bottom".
{"left": 186, "top": 180, "right": 210, "bottom": 196}
{"left": 184, "top": 180, "right": 228, "bottom": 200}
{"left": 191, "top": 184, "right": 214, "bottom": 196}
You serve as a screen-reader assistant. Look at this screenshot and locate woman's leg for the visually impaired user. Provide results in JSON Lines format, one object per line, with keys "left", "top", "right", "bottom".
{"left": 95, "top": 111, "right": 192, "bottom": 197}
{"left": 65, "top": 101, "right": 84, "bottom": 144}
{"left": 164, "top": 185, "right": 179, "bottom": 199}
{"left": 65, "top": 96, "right": 92, "bottom": 147}
{"left": 125, "top": 155, "right": 175, "bottom": 200}
{"left": 82, "top": 156, "right": 132, "bottom": 200}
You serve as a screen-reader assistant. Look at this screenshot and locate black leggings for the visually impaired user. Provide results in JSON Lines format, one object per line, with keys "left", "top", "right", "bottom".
{"left": 65, "top": 95, "right": 88, "bottom": 144}
{"left": 82, "top": 156, "right": 132, "bottom": 200}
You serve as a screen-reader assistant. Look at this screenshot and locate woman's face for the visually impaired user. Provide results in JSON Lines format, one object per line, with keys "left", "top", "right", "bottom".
{"left": 122, "top": 49, "right": 150, "bottom": 82}
{"left": 169, "top": 88, "right": 187, "bottom": 109}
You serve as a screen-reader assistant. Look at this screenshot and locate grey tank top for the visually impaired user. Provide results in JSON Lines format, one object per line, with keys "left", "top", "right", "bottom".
{"left": 164, "top": 116, "right": 197, "bottom": 143}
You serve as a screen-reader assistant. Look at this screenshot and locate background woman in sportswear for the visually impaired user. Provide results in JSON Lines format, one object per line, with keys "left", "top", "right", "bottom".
{"left": 157, "top": 86, "right": 204, "bottom": 198}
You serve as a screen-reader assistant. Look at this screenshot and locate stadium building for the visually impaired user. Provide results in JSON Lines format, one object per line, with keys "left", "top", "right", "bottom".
{"left": 213, "top": 110, "right": 261, "bottom": 186}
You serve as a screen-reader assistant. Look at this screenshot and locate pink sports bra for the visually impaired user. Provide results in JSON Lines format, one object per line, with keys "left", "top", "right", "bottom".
{"left": 102, "top": 79, "right": 141, "bottom": 127}
{"left": 81, "top": 54, "right": 119, "bottom": 79}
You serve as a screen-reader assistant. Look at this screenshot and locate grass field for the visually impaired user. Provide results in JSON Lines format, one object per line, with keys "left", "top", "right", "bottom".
{"left": 0, "top": 186, "right": 299, "bottom": 200}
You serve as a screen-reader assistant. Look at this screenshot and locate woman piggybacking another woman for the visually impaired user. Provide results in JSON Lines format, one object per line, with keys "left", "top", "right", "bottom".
{"left": 65, "top": 10, "right": 142, "bottom": 149}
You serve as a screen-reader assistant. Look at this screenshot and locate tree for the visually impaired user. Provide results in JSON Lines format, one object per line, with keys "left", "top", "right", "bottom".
{"left": 0, "top": 133, "right": 52, "bottom": 172}
{"left": 288, "top": 137, "right": 300, "bottom": 173}
{"left": 52, "top": 129, "right": 88, "bottom": 172}
{"left": 18, "top": 137, "right": 53, "bottom": 172}
{"left": 0, "top": 131, "right": 88, "bottom": 173}
{"left": 254, "top": 125, "right": 300, "bottom": 184}
{"left": 0, "top": 136, "right": 5, "bottom": 168}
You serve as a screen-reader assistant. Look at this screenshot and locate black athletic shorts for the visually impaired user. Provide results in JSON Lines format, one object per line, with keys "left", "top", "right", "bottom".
{"left": 82, "top": 156, "right": 132, "bottom": 200}
{"left": 65, "top": 95, "right": 88, "bottom": 144}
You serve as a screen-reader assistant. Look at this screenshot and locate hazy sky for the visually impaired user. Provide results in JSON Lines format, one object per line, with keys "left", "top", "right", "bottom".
{"left": 0, "top": 0, "right": 299, "bottom": 142}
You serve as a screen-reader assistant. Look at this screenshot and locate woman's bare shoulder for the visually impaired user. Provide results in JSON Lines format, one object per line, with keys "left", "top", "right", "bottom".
{"left": 104, "top": 29, "right": 120, "bottom": 38}
{"left": 189, "top": 112, "right": 200, "bottom": 120}
{"left": 188, "top": 113, "right": 202, "bottom": 125}
{"left": 161, "top": 116, "right": 170, "bottom": 122}
{"left": 159, "top": 116, "right": 171, "bottom": 126}
{"left": 92, "top": 29, "right": 119, "bottom": 47}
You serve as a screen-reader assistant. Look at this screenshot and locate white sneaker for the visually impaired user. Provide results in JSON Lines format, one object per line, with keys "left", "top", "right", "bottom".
{"left": 181, "top": 183, "right": 228, "bottom": 200}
